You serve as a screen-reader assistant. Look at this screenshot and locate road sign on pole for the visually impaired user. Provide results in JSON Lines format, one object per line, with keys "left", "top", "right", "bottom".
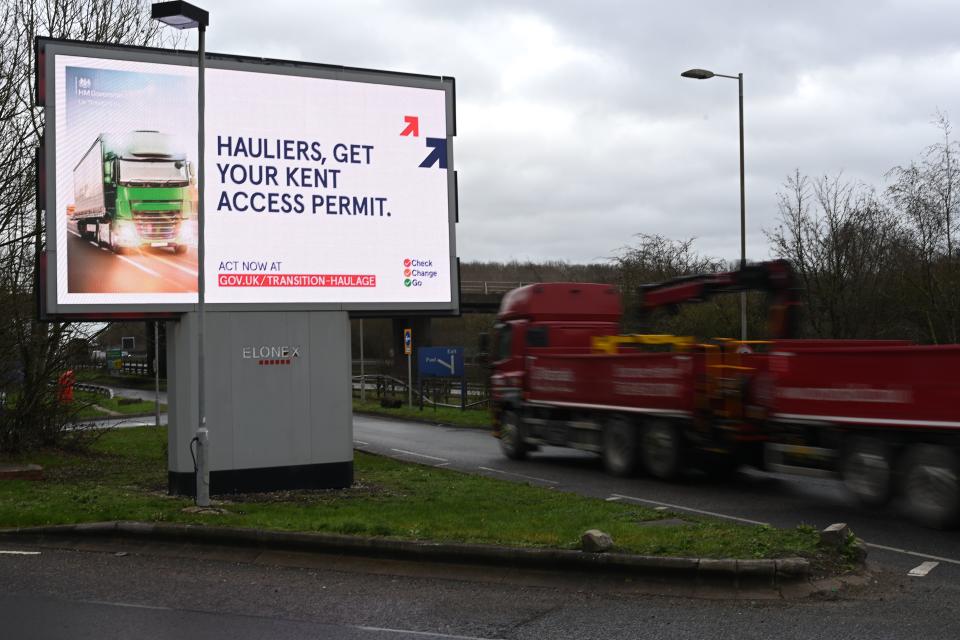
{"left": 418, "top": 347, "right": 464, "bottom": 377}
{"left": 404, "top": 328, "right": 413, "bottom": 406}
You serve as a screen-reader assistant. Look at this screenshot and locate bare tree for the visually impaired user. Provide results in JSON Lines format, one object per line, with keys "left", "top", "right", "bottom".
{"left": 768, "top": 171, "right": 901, "bottom": 339}
{"left": 0, "top": 1, "right": 181, "bottom": 452}
{"left": 885, "top": 113, "right": 960, "bottom": 343}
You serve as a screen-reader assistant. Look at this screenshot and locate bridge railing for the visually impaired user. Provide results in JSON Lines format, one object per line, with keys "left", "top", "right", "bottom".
{"left": 459, "top": 281, "right": 528, "bottom": 295}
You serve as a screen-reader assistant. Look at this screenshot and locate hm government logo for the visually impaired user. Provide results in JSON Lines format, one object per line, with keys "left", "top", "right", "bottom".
{"left": 75, "top": 76, "right": 92, "bottom": 94}
{"left": 73, "top": 74, "right": 121, "bottom": 101}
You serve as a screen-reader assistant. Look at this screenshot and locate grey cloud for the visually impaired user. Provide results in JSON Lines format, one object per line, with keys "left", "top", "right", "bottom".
{"left": 199, "top": 0, "right": 960, "bottom": 263}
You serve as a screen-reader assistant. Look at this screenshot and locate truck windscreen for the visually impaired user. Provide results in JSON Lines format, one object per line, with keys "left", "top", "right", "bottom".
{"left": 117, "top": 159, "right": 188, "bottom": 186}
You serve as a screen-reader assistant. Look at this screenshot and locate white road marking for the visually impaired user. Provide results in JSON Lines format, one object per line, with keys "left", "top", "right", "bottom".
{"left": 88, "top": 241, "right": 98, "bottom": 247}
{"left": 478, "top": 466, "right": 559, "bottom": 485}
{"left": 605, "top": 496, "right": 622, "bottom": 502}
{"left": 908, "top": 561, "right": 940, "bottom": 577}
{"left": 356, "top": 625, "right": 504, "bottom": 640}
{"left": 145, "top": 253, "right": 199, "bottom": 277}
{"left": 390, "top": 448, "right": 448, "bottom": 462}
{"left": 864, "top": 542, "right": 960, "bottom": 567}
{"left": 67, "top": 229, "right": 81, "bottom": 238}
{"left": 84, "top": 599, "right": 172, "bottom": 611}
{"left": 0, "top": 550, "right": 41, "bottom": 555}
{"left": 353, "top": 440, "right": 370, "bottom": 446}
{"left": 116, "top": 255, "right": 160, "bottom": 277}
{"left": 611, "top": 493, "right": 769, "bottom": 526}
{"left": 435, "top": 462, "right": 450, "bottom": 468}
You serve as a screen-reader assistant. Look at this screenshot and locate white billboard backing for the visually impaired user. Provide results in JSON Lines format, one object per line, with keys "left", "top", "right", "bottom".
{"left": 39, "top": 39, "right": 458, "bottom": 316}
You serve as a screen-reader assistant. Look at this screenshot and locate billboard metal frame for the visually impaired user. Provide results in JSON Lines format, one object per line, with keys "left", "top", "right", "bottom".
{"left": 37, "top": 37, "right": 459, "bottom": 319}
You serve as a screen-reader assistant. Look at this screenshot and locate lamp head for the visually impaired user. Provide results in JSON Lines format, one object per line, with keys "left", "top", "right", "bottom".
{"left": 681, "top": 68, "right": 715, "bottom": 80}
{"left": 151, "top": 1, "right": 209, "bottom": 29}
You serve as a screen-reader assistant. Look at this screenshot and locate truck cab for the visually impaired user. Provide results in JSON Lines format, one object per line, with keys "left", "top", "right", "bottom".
{"left": 490, "top": 283, "right": 622, "bottom": 427}
{"left": 73, "top": 130, "right": 196, "bottom": 254}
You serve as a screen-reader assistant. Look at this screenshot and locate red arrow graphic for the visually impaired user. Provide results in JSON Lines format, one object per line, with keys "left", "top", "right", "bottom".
{"left": 400, "top": 115, "right": 419, "bottom": 137}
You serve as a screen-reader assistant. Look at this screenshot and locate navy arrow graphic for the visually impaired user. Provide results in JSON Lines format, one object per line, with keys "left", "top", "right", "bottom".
{"left": 419, "top": 137, "right": 448, "bottom": 169}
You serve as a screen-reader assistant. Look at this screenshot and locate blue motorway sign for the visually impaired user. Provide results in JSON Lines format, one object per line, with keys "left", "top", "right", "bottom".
{"left": 418, "top": 346, "right": 464, "bottom": 378}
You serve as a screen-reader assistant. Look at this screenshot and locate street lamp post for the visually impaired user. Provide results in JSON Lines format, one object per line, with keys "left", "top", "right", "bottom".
{"left": 152, "top": 1, "right": 210, "bottom": 506}
{"left": 681, "top": 68, "right": 747, "bottom": 341}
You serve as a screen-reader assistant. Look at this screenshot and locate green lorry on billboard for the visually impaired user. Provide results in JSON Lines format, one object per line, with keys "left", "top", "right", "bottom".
{"left": 71, "top": 130, "right": 196, "bottom": 254}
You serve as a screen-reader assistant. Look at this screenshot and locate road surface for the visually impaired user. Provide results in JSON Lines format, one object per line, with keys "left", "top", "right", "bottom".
{"left": 65, "top": 227, "right": 197, "bottom": 294}
{"left": 1, "top": 536, "right": 957, "bottom": 639}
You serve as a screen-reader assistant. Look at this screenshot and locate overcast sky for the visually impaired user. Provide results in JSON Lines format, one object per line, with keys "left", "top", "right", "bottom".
{"left": 195, "top": 0, "right": 960, "bottom": 264}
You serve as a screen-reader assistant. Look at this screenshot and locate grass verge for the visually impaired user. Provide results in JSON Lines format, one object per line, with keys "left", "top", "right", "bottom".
{"left": 73, "top": 391, "right": 166, "bottom": 420}
{"left": 0, "top": 427, "right": 831, "bottom": 561}
{"left": 352, "top": 398, "right": 491, "bottom": 429}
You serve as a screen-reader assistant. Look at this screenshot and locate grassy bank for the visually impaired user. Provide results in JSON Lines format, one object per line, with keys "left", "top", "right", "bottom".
{"left": 0, "top": 427, "right": 828, "bottom": 560}
{"left": 352, "top": 398, "right": 491, "bottom": 429}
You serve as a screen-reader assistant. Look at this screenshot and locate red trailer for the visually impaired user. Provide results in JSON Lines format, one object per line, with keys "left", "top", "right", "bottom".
{"left": 490, "top": 263, "right": 960, "bottom": 528}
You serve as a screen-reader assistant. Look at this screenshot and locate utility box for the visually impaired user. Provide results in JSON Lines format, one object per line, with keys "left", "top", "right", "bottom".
{"left": 167, "top": 311, "right": 353, "bottom": 495}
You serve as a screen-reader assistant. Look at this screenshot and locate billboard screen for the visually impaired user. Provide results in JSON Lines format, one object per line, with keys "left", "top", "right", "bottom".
{"left": 40, "top": 39, "right": 458, "bottom": 316}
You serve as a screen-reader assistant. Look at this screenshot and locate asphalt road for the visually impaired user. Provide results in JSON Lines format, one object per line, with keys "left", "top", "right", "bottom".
{"left": 352, "top": 414, "right": 960, "bottom": 585}
{"left": 65, "top": 228, "right": 197, "bottom": 294}
{"left": 1, "top": 537, "right": 957, "bottom": 639}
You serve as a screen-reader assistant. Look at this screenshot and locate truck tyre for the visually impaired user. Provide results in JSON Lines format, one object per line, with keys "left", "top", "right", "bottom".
{"left": 641, "top": 419, "right": 683, "bottom": 480}
{"left": 900, "top": 444, "right": 960, "bottom": 529}
{"left": 499, "top": 409, "right": 528, "bottom": 460}
{"left": 602, "top": 415, "right": 639, "bottom": 477}
{"left": 842, "top": 436, "right": 894, "bottom": 507}
{"left": 78, "top": 222, "right": 92, "bottom": 240}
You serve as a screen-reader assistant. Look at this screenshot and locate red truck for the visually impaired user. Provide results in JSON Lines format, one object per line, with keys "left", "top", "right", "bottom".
{"left": 490, "top": 261, "right": 960, "bottom": 528}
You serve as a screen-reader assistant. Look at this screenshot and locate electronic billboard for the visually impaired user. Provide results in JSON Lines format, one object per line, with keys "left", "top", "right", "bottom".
{"left": 38, "top": 38, "right": 458, "bottom": 316}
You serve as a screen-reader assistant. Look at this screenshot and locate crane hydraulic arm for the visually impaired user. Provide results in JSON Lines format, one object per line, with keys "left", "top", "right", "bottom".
{"left": 636, "top": 259, "right": 801, "bottom": 339}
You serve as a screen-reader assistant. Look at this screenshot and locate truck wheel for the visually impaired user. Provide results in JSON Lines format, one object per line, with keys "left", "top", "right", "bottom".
{"left": 641, "top": 419, "right": 683, "bottom": 480}
{"left": 602, "top": 415, "right": 638, "bottom": 477}
{"left": 842, "top": 436, "right": 894, "bottom": 507}
{"left": 499, "top": 409, "right": 528, "bottom": 460}
{"left": 78, "top": 222, "right": 92, "bottom": 240}
{"left": 900, "top": 444, "right": 960, "bottom": 529}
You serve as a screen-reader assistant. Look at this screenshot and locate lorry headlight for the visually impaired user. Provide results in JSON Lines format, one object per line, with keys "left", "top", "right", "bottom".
{"left": 178, "top": 220, "right": 197, "bottom": 246}
{"left": 116, "top": 221, "right": 140, "bottom": 247}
